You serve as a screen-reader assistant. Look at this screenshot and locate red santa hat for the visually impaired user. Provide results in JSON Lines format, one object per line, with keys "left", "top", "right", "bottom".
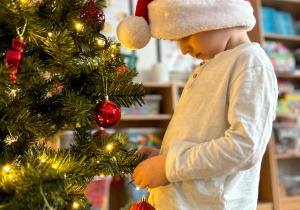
{"left": 117, "top": 0, "right": 256, "bottom": 50}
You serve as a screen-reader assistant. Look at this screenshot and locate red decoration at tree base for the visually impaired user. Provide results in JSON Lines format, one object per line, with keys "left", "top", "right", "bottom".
{"left": 130, "top": 195, "right": 155, "bottom": 210}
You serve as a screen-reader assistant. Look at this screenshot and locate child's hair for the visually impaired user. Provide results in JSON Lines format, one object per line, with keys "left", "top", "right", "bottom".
{"left": 117, "top": 0, "right": 256, "bottom": 50}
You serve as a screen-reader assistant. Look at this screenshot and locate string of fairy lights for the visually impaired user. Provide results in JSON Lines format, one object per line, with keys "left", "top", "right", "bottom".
{"left": 1, "top": 142, "right": 115, "bottom": 209}
{"left": 2, "top": 1, "right": 141, "bottom": 208}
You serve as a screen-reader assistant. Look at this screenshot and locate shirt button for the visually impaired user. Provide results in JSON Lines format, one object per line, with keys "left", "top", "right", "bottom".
{"left": 200, "top": 61, "right": 205, "bottom": 66}
{"left": 193, "top": 73, "right": 197, "bottom": 78}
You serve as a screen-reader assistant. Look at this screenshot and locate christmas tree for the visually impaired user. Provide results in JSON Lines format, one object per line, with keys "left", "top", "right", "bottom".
{"left": 0, "top": 0, "right": 145, "bottom": 209}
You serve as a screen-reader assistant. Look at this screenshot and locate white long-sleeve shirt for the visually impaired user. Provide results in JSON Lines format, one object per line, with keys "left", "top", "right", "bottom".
{"left": 149, "top": 43, "right": 278, "bottom": 210}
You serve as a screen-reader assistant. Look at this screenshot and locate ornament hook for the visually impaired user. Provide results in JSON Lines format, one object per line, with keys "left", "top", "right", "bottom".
{"left": 16, "top": 18, "right": 27, "bottom": 39}
{"left": 141, "top": 195, "right": 147, "bottom": 202}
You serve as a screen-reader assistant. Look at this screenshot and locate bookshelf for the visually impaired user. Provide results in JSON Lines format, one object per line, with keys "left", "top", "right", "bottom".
{"left": 249, "top": 0, "right": 300, "bottom": 209}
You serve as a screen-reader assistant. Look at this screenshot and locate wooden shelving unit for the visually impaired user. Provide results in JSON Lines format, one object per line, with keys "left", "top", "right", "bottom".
{"left": 121, "top": 114, "right": 172, "bottom": 121}
{"left": 249, "top": 0, "right": 300, "bottom": 209}
{"left": 114, "top": 82, "right": 184, "bottom": 130}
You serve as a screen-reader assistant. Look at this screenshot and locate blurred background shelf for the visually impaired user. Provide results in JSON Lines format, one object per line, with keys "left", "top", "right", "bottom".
{"left": 276, "top": 154, "right": 300, "bottom": 159}
{"left": 121, "top": 114, "right": 172, "bottom": 121}
{"left": 257, "top": 201, "right": 273, "bottom": 210}
{"left": 249, "top": 0, "right": 300, "bottom": 209}
{"left": 264, "top": 34, "right": 300, "bottom": 49}
{"left": 276, "top": 73, "right": 300, "bottom": 79}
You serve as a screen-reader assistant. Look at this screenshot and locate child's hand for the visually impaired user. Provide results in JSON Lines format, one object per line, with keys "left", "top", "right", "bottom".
{"left": 137, "top": 146, "right": 160, "bottom": 159}
{"left": 133, "top": 155, "right": 169, "bottom": 189}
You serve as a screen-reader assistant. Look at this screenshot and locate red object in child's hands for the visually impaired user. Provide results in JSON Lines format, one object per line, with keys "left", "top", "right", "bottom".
{"left": 130, "top": 195, "right": 155, "bottom": 210}
{"left": 5, "top": 39, "right": 25, "bottom": 83}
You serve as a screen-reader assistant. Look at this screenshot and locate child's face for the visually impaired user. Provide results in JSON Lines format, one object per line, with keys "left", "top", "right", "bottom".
{"left": 176, "top": 29, "right": 229, "bottom": 60}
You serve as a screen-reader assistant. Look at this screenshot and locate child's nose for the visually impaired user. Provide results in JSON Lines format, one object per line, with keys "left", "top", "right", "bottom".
{"left": 180, "top": 45, "right": 191, "bottom": 55}
{"left": 177, "top": 40, "right": 191, "bottom": 55}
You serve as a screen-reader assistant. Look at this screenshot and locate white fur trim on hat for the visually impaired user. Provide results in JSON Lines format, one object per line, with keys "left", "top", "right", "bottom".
{"left": 148, "top": 0, "right": 256, "bottom": 40}
{"left": 117, "top": 16, "right": 151, "bottom": 50}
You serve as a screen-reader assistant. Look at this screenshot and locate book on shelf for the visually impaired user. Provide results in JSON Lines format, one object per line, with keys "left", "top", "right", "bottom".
{"left": 261, "top": 7, "right": 276, "bottom": 34}
{"left": 275, "top": 11, "right": 295, "bottom": 36}
{"left": 261, "top": 7, "right": 295, "bottom": 36}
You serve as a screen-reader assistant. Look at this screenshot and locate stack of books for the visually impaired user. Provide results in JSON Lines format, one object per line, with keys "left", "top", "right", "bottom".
{"left": 261, "top": 7, "right": 295, "bottom": 36}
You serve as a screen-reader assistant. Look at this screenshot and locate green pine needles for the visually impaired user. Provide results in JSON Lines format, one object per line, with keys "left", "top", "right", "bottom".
{"left": 0, "top": 0, "right": 145, "bottom": 209}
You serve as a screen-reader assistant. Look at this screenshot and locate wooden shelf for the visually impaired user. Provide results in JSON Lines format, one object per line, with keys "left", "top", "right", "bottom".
{"left": 276, "top": 72, "right": 300, "bottom": 79}
{"left": 276, "top": 154, "right": 300, "bottom": 159}
{"left": 143, "top": 82, "right": 185, "bottom": 89}
{"left": 281, "top": 195, "right": 300, "bottom": 202}
{"left": 121, "top": 114, "right": 172, "bottom": 121}
{"left": 276, "top": 113, "right": 300, "bottom": 118}
{"left": 257, "top": 201, "right": 273, "bottom": 210}
{"left": 280, "top": 195, "right": 300, "bottom": 209}
{"left": 264, "top": 34, "right": 300, "bottom": 50}
{"left": 265, "top": 34, "right": 300, "bottom": 42}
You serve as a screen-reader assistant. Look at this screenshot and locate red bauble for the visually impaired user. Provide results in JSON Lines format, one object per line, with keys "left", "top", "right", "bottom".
{"left": 93, "top": 129, "right": 110, "bottom": 137}
{"left": 5, "top": 39, "right": 25, "bottom": 83}
{"left": 94, "top": 100, "right": 121, "bottom": 128}
{"left": 80, "top": 0, "right": 105, "bottom": 26}
{"left": 129, "top": 196, "right": 155, "bottom": 210}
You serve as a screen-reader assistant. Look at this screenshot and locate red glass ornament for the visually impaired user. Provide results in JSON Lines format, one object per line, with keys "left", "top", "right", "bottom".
{"left": 80, "top": 0, "right": 105, "bottom": 26}
{"left": 129, "top": 195, "right": 155, "bottom": 210}
{"left": 93, "top": 129, "right": 110, "bottom": 137}
{"left": 5, "top": 39, "right": 25, "bottom": 83}
{"left": 94, "top": 100, "right": 121, "bottom": 128}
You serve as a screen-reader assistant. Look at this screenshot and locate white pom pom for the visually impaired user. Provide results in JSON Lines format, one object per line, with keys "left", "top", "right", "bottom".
{"left": 117, "top": 16, "right": 151, "bottom": 50}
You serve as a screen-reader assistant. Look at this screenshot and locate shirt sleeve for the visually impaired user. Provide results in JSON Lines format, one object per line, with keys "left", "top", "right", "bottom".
{"left": 165, "top": 66, "right": 278, "bottom": 182}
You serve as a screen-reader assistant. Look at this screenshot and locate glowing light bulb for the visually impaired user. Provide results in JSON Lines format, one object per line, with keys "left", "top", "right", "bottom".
{"left": 48, "top": 32, "right": 52, "bottom": 37}
{"left": 97, "top": 39, "right": 104, "bottom": 46}
{"left": 96, "top": 161, "right": 99, "bottom": 163}
{"left": 100, "top": 174, "right": 104, "bottom": 178}
{"left": 52, "top": 164, "right": 57, "bottom": 168}
{"left": 9, "top": 174, "right": 13, "bottom": 178}
{"left": 135, "top": 186, "right": 140, "bottom": 191}
{"left": 111, "top": 54, "right": 115, "bottom": 58}
{"left": 4, "top": 166, "right": 10, "bottom": 172}
{"left": 41, "top": 159, "right": 45, "bottom": 163}
{"left": 107, "top": 144, "right": 112, "bottom": 150}
{"left": 73, "top": 202, "right": 79, "bottom": 209}
{"left": 76, "top": 23, "right": 82, "bottom": 30}
{"left": 111, "top": 44, "right": 117, "bottom": 49}
{"left": 11, "top": 89, "right": 17, "bottom": 97}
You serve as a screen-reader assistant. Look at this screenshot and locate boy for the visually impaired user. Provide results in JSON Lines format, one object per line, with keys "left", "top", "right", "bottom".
{"left": 117, "top": 0, "right": 278, "bottom": 209}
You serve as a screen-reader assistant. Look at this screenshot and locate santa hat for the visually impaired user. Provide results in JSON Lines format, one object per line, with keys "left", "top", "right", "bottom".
{"left": 117, "top": 0, "right": 256, "bottom": 50}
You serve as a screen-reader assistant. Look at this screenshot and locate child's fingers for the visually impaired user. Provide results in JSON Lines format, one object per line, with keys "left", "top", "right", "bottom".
{"left": 133, "top": 171, "right": 141, "bottom": 185}
{"left": 137, "top": 146, "right": 151, "bottom": 155}
{"left": 139, "top": 180, "right": 149, "bottom": 189}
